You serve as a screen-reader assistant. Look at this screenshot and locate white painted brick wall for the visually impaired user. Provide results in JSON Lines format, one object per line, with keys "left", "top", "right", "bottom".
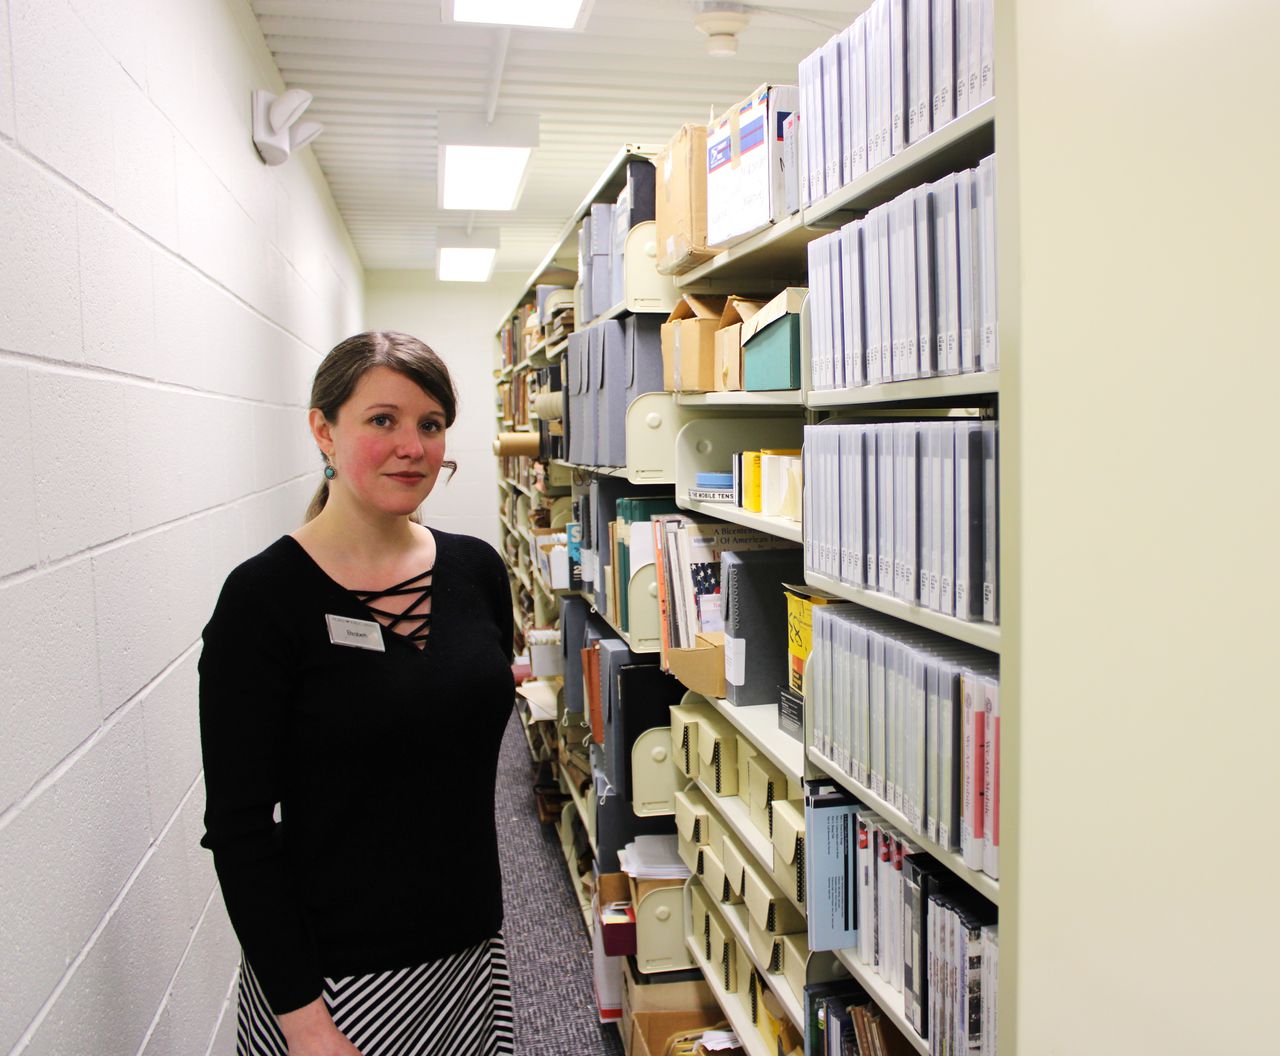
{"left": 0, "top": 0, "right": 364, "bottom": 1053}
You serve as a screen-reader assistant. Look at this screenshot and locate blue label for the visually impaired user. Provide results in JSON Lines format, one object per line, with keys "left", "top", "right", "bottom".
{"left": 739, "top": 115, "right": 766, "bottom": 155}
{"left": 775, "top": 109, "right": 793, "bottom": 142}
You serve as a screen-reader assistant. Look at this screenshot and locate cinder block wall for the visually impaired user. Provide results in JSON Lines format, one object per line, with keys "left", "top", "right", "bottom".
{"left": 0, "top": 1, "right": 362, "bottom": 1053}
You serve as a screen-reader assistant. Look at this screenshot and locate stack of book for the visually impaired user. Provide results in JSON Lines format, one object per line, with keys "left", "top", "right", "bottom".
{"left": 728, "top": 448, "right": 803, "bottom": 520}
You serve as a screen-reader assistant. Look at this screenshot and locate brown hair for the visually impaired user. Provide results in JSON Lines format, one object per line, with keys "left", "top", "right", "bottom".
{"left": 305, "top": 331, "right": 459, "bottom": 522}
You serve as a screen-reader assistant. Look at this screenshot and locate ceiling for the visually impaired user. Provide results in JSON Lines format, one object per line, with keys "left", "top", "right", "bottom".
{"left": 252, "top": 0, "right": 860, "bottom": 277}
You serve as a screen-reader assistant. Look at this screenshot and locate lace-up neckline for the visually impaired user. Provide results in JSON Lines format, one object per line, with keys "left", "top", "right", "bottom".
{"left": 351, "top": 567, "right": 434, "bottom": 648}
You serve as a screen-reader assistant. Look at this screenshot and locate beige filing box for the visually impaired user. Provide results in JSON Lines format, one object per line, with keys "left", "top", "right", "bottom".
{"left": 675, "top": 786, "right": 719, "bottom": 875}
{"left": 746, "top": 753, "right": 787, "bottom": 841}
{"left": 689, "top": 880, "right": 714, "bottom": 961}
{"left": 770, "top": 799, "right": 806, "bottom": 907}
{"left": 735, "top": 734, "right": 757, "bottom": 803}
{"left": 709, "top": 912, "right": 739, "bottom": 993}
{"left": 743, "top": 855, "right": 805, "bottom": 937}
{"left": 699, "top": 843, "right": 740, "bottom": 906}
{"left": 721, "top": 837, "right": 751, "bottom": 906}
{"left": 664, "top": 631, "right": 727, "bottom": 699}
{"left": 669, "top": 694, "right": 713, "bottom": 780}
{"left": 696, "top": 715, "right": 738, "bottom": 797}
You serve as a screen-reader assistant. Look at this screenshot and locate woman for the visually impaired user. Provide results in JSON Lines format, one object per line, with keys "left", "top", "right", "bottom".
{"left": 199, "top": 331, "right": 515, "bottom": 1056}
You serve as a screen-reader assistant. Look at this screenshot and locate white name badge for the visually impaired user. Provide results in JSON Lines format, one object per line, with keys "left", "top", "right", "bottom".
{"left": 325, "top": 614, "right": 385, "bottom": 652}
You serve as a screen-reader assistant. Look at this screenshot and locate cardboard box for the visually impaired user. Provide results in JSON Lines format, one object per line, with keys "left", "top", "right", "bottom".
{"left": 713, "top": 297, "right": 767, "bottom": 391}
{"left": 656, "top": 123, "right": 718, "bottom": 275}
{"left": 624, "top": 1009, "right": 722, "bottom": 1056}
{"left": 706, "top": 83, "right": 800, "bottom": 249}
{"left": 665, "top": 631, "right": 727, "bottom": 699}
{"left": 661, "top": 295, "right": 726, "bottom": 392}
{"left": 742, "top": 287, "right": 807, "bottom": 391}
{"left": 782, "top": 582, "right": 843, "bottom": 694}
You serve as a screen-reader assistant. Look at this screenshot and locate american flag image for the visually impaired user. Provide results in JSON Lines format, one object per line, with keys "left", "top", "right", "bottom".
{"left": 691, "top": 561, "right": 720, "bottom": 619}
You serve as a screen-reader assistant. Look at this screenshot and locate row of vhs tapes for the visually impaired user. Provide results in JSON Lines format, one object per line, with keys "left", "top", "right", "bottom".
{"left": 803, "top": 421, "right": 999, "bottom": 625}
{"left": 798, "top": 0, "right": 995, "bottom": 208}
{"left": 809, "top": 605, "right": 1000, "bottom": 878}
{"left": 808, "top": 155, "right": 997, "bottom": 391}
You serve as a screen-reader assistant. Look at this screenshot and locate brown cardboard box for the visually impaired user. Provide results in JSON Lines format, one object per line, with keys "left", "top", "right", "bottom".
{"left": 665, "top": 631, "right": 727, "bottom": 699}
{"left": 661, "top": 295, "right": 726, "bottom": 392}
{"left": 624, "top": 1009, "right": 722, "bottom": 1056}
{"left": 655, "top": 124, "right": 719, "bottom": 276}
{"left": 713, "top": 297, "right": 767, "bottom": 391}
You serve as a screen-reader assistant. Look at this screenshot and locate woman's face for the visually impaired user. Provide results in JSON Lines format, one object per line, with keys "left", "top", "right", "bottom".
{"left": 313, "top": 366, "right": 449, "bottom": 519}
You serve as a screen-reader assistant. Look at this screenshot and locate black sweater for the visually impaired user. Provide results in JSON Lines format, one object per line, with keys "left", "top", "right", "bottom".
{"left": 198, "top": 532, "right": 514, "bottom": 1015}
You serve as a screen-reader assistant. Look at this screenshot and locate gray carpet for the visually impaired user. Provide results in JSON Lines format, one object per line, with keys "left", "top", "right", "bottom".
{"left": 496, "top": 708, "right": 626, "bottom": 1056}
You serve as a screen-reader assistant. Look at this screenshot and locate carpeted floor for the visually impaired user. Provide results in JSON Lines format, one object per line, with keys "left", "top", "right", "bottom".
{"left": 496, "top": 708, "right": 626, "bottom": 1056}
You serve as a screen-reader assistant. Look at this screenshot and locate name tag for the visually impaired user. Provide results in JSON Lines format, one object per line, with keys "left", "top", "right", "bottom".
{"left": 325, "top": 614, "right": 385, "bottom": 652}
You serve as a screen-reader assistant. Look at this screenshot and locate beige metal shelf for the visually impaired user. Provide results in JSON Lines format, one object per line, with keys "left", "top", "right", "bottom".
{"left": 831, "top": 948, "right": 930, "bottom": 1056}
{"left": 683, "top": 936, "right": 772, "bottom": 1056}
{"left": 692, "top": 775, "right": 803, "bottom": 915}
{"left": 681, "top": 501, "right": 803, "bottom": 545}
{"left": 674, "top": 211, "right": 821, "bottom": 289}
{"left": 803, "top": 100, "right": 996, "bottom": 226}
{"left": 707, "top": 698, "right": 803, "bottom": 785}
{"left": 676, "top": 389, "right": 805, "bottom": 408}
{"left": 806, "top": 370, "right": 999, "bottom": 408}
{"left": 808, "top": 744, "right": 1000, "bottom": 905}
{"left": 803, "top": 571, "right": 1001, "bottom": 654}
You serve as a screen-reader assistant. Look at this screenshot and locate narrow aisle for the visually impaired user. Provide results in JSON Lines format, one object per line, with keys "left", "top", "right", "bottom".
{"left": 495, "top": 709, "right": 625, "bottom": 1056}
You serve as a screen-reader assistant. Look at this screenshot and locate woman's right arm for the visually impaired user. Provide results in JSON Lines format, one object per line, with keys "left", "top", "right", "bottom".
{"left": 198, "top": 565, "right": 329, "bottom": 1023}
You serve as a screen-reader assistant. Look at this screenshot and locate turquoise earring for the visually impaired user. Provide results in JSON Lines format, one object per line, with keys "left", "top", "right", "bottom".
{"left": 323, "top": 460, "right": 336, "bottom": 480}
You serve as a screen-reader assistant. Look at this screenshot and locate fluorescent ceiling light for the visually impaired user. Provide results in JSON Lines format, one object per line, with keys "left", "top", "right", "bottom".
{"left": 437, "top": 113, "right": 539, "bottom": 211}
{"left": 446, "top": 0, "right": 591, "bottom": 30}
{"left": 436, "top": 228, "right": 500, "bottom": 282}
{"left": 440, "top": 145, "right": 533, "bottom": 210}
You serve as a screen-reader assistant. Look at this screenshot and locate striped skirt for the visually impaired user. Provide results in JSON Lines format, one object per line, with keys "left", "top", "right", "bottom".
{"left": 236, "top": 935, "right": 514, "bottom": 1056}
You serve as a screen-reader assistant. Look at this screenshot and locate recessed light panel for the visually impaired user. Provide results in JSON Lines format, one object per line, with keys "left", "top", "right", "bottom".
{"left": 437, "top": 247, "right": 498, "bottom": 282}
{"left": 448, "top": 0, "right": 589, "bottom": 30}
{"left": 440, "top": 145, "right": 533, "bottom": 211}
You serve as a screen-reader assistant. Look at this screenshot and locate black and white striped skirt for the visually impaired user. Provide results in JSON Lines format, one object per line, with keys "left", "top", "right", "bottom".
{"left": 236, "top": 935, "right": 514, "bottom": 1056}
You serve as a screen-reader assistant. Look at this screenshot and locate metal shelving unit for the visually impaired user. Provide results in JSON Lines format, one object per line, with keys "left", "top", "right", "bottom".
{"left": 804, "top": 571, "right": 1001, "bottom": 654}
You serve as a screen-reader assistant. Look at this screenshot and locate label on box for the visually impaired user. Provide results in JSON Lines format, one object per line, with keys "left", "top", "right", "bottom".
{"left": 725, "top": 635, "right": 746, "bottom": 687}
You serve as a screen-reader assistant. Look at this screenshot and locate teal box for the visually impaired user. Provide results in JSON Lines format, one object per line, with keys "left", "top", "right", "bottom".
{"left": 743, "top": 314, "right": 802, "bottom": 391}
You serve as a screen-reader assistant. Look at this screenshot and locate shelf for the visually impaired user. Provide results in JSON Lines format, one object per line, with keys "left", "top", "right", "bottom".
{"left": 677, "top": 390, "right": 805, "bottom": 408}
{"left": 547, "top": 337, "right": 568, "bottom": 361}
{"left": 710, "top": 894, "right": 805, "bottom": 1028}
{"left": 806, "top": 371, "right": 999, "bottom": 409}
{"left": 831, "top": 948, "right": 930, "bottom": 1056}
{"left": 807, "top": 744, "right": 1000, "bottom": 906}
{"left": 804, "top": 101, "right": 997, "bottom": 227}
{"left": 684, "top": 937, "right": 771, "bottom": 1056}
{"left": 560, "top": 764, "right": 599, "bottom": 859}
{"left": 706, "top": 698, "right": 803, "bottom": 784}
{"left": 681, "top": 501, "right": 803, "bottom": 544}
{"left": 692, "top": 776, "right": 796, "bottom": 913}
{"left": 586, "top": 593, "right": 658, "bottom": 655}
{"left": 675, "top": 211, "right": 821, "bottom": 288}
{"left": 803, "top": 571, "right": 1001, "bottom": 654}
{"left": 558, "top": 809, "right": 594, "bottom": 935}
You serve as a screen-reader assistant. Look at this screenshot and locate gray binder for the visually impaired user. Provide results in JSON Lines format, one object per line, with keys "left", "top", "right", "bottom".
{"left": 721, "top": 547, "right": 805, "bottom": 707}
